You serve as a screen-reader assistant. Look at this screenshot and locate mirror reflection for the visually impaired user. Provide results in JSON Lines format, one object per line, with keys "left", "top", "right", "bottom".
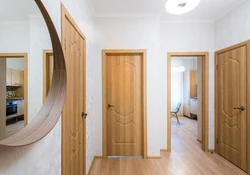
{"left": 0, "top": 0, "right": 53, "bottom": 140}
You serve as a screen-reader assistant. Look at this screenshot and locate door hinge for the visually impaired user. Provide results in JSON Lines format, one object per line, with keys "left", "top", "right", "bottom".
{"left": 217, "top": 138, "right": 219, "bottom": 144}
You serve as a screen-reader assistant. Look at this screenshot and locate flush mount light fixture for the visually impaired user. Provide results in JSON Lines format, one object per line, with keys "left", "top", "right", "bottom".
{"left": 165, "top": 0, "right": 200, "bottom": 15}
{"left": 172, "top": 65, "right": 186, "bottom": 72}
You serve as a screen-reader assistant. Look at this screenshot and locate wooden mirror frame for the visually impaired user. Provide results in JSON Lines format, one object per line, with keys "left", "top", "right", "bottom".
{"left": 0, "top": 0, "right": 66, "bottom": 147}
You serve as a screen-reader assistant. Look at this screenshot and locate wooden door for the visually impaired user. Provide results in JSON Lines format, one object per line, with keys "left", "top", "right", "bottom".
{"left": 0, "top": 59, "right": 6, "bottom": 140}
{"left": 47, "top": 54, "right": 53, "bottom": 87}
{"left": 43, "top": 51, "right": 54, "bottom": 102}
{"left": 183, "top": 71, "right": 190, "bottom": 117}
{"left": 62, "top": 5, "right": 86, "bottom": 175}
{"left": 216, "top": 45, "right": 247, "bottom": 171}
{"left": 190, "top": 70, "right": 197, "bottom": 98}
{"left": 104, "top": 53, "right": 143, "bottom": 157}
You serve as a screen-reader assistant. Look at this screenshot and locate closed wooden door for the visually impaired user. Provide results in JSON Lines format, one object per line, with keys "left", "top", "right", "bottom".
{"left": 104, "top": 53, "right": 143, "bottom": 157}
{"left": 62, "top": 5, "right": 86, "bottom": 175}
{"left": 216, "top": 45, "right": 247, "bottom": 171}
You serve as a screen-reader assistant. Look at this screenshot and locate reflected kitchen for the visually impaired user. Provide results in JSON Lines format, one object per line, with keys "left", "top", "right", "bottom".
{"left": 0, "top": 58, "right": 25, "bottom": 139}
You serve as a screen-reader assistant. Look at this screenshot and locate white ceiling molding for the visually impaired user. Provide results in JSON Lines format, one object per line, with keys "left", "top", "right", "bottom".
{"left": 160, "top": 20, "right": 214, "bottom": 23}
{"left": 95, "top": 13, "right": 160, "bottom": 18}
{"left": 0, "top": 21, "right": 29, "bottom": 25}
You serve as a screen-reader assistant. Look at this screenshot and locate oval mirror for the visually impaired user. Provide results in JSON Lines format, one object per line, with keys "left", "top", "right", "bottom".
{"left": 0, "top": 0, "right": 66, "bottom": 146}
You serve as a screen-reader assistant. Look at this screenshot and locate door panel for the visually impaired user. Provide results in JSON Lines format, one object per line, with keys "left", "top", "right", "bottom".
{"left": 217, "top": 46, "right": 247, "bottom": 171}
{"left": 62, "top": 6, "right": 86, "bottom": 175}
{"left": 106, "top": 54, "right": 143, "bottom": 156}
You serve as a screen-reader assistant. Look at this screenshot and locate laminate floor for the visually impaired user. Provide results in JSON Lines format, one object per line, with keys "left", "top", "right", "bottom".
{"left": 5, "top": 120, "right": 24, "bottom": 138}
{"left": 89, "top": 117, "right": 246, "bottom": 175}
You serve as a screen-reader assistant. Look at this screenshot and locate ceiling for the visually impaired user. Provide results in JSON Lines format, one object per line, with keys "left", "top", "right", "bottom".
{"left": 0, "top": 0, "right": 247, "bottom": 22}
{"left": 89, "top": 0, "right": 247, "bottom": 22}
{"left": 0, "top": 0, "right": 40, "bottom": 22}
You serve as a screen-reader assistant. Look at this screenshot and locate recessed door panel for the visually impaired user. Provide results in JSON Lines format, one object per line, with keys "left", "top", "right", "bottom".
{"left": 106, "top": 54, "right": 143, "bottom": 156}
{"left": 62, "top": 6, "right": 86, "bottom": 175}
{"left": 217, "top": 46, "right": 247, "bottom": 171}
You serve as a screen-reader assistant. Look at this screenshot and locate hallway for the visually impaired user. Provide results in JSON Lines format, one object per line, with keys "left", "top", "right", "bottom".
{"left": 89, "top": 117, "right": 246, "bottom": 175}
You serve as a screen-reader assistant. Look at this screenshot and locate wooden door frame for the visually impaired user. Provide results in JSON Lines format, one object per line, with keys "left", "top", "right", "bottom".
{"left": 61, "top": 4, "right": 87, "bottom": 175}
{"left": 215, "top": 40, "right": 250, "bottom": 173}
{"left": 43, "top": 50, "right": 53, "bottom": 102}
{"left": 102, "top": 49, "right": 148, "bottom": 159}
{"left": 167, "top": 52, "right": 209, "bottom": 152}
{"left": 0, "top": 53, "right": 28, "bottom": 126}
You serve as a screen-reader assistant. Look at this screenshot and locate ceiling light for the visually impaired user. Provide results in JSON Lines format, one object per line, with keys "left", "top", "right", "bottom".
{"left": 172, "top": 65, "right": 186, "bottom": 72}
{"left": 165, "top": 0, "right": 200, "bottom": 15}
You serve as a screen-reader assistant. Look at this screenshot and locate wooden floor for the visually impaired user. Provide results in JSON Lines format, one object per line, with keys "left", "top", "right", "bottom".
{"left": 89, "top": 117, "right": 247, "bottom": 175}
{"left": 5, "top": 120, "right": 24, "bottom": 138}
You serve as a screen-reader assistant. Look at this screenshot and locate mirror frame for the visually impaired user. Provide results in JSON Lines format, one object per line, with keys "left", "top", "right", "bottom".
{"left": 0, "top": 0, "right": 66, "bottom": 147}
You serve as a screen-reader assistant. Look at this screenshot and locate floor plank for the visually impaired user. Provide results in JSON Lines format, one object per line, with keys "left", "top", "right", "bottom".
{"left": 5, "top": 120, "right": 24, "bottom": 138}
{"left": 89, "top": 117, "right": 247, "bottom": 175}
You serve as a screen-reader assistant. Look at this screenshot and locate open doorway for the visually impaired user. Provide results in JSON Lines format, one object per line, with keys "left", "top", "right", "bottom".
{"left": 167, "top": 52, "right": 209, "bottom": 152}
{"left": 0, "top": 53, "right": 28, "bottom": 140}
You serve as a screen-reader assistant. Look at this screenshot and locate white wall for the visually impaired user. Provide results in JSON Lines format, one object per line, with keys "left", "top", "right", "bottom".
{"left": 0, "top": 13, "right": 61, "bottom": 175}
{"left": 0, "top": 23, "right": 30, "bottom": 53}
{"left": 183, "top": 58, "right": 197, "bottom": 71}
{"left": 160, "top": 22, "right": 215, "bottom": 149}
{"left": 96, "top": 18, "right": 215, "bottom": 155}
{"left": 0, "top": 0, "right": 99, "bottom": 174}
{"left": 29, "top": 16, "right": 52, "bottom": 122}
{"left": 0, "top": 121, "right": 61, "bottom": 175}
{"left": 96, "top": 16, "right": 163, "bottom": 156}
{"left": 1, "top": 0, "right": 249, "bottom": 173}
{"left": 0, "top": 21, "right": 44, "bottom": 121}
{"left": 215, "top": 0, "right": 250, "bottom": 50}
{"left": 171, "top": 58, "right": 184, "bottom": 115}
{"left": 6, "top": 58, "right": 24, "bottom": 71}
{"left": 0, "top": 0, "right": 101, "bottom": 173}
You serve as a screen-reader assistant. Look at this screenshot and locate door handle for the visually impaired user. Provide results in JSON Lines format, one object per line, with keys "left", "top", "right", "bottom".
{"left": 108, "top": 104, "right": 115, "bottom": 108}
{"left": 233, "top": 106, "right": 245, "bottom": 111}
{"left": 81, "top": 112, "right": 88, "bottom": 118}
